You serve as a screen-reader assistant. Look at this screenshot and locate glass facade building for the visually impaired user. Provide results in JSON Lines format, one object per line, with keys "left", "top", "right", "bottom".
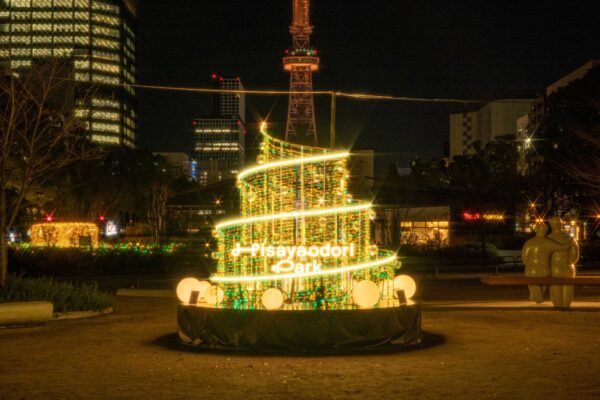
{"left": 193, "top": 74, "right": 245, "bottom": 186}
{"left": 0, "top": 0, "right": 137, "bottom": 147}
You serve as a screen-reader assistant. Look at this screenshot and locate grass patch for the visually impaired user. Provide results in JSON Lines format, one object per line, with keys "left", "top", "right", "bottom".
{"left": 0, "top": 275, "right": 114, "bottom": 313}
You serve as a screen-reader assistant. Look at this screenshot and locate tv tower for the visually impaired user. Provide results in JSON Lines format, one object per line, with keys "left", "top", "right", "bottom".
{"left": 284, "top": 0, "right": 319, "bottom": 145}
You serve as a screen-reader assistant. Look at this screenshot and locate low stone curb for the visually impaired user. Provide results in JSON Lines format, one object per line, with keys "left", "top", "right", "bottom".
{"left": 116, "top": 288, "right": 174, "bottom": 298}
{"left": 422, "top": 300, "right": 600, "bottom": 312}
{"left": 52, "top": 307, "right": 114, "bottom": 321}
{"left": 0, "top": 301, "right": 53, "bottom": 326}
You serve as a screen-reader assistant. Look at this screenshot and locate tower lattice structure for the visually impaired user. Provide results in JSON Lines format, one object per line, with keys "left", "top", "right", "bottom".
{"left": 284, "top": 0, "right": 320, "bottom": 145}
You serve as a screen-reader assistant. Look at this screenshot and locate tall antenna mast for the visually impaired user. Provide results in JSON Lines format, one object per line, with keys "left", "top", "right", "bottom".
{"left": 284, "top": 0, "right": 319, "bottom": 145}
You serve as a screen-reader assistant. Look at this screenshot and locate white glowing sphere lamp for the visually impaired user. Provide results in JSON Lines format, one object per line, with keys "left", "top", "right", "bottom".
{"left": 352, "top": 280, "right": 381, "bottom": 308}
{"left": 393, "top": 275, "right": 417, "bottom": 299}
{"left": 176, "top": 277, "right": 201, "bottom": 304}
{"left": 205, "top": 285, "right": 225, "bottom": 305}
{"left": 262, "top": 288, "right": 284, "bottom": 310}
{"left": 196, "top": 280, "right": 212, "bottom": 301}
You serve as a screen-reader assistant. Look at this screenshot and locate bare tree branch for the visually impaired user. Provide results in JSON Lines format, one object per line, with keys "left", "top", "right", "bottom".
{"left": 0, "top": 59, "right": 104, "bottom": 286}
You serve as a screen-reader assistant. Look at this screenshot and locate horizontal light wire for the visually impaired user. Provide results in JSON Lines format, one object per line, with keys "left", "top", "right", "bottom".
{"left": 210, "top": 255, "right": 397, "bottom": 283}
{"left": 59, "top": 78, "right": 484, "bottom": 104}
{"left": 237, "top": 151, "right": 349, "bottom": 181}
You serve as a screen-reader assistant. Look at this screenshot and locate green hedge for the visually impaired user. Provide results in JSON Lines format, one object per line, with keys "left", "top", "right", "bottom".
{"left": 0, "top": 275, "right": 114, "bottom": 312}
{"left": 8, "top": 245, "right": 170, "bottom": 276}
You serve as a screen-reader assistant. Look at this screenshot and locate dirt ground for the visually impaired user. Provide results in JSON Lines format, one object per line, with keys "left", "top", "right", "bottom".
{"left": 1, "top": 281, "right": 600, "bottom": 400}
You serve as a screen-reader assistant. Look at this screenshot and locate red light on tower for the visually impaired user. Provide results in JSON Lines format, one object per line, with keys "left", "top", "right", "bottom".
{"left": 45, "top": 215, "right": 53, "bottom": 222}
{"left": 99, "top": 215, "right": 106, "bottom": 222}
{"left": 211, "top": 73, "right": 218, "bottom": 80}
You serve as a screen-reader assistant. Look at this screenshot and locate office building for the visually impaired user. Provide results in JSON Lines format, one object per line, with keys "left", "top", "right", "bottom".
{"left": 449, "top": 111, "right": 478, "bottom": 157}
{"left": 0, "top": 0, "right": 138, "bottom": 147}
{"left": 529, "top": 60, "right": 600, "bottom": 130}
{"left": 193, "top": 74, "right": 245, "bottom": 186}
{"left": 449, "top": 100, "right": 532, "bottom": 158}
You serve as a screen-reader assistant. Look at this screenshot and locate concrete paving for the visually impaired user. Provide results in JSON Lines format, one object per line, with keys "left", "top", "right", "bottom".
{"left": 1, "top": 281, "right": 599, "bottom": 399}
{"left": 424, "top": 300, "right": 600, "bottom": 311}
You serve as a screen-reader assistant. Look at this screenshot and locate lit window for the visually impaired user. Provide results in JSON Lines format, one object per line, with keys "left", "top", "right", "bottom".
{"left": 92, "top": 110, "right": 120, "bottom": 121}
{"left": 32, "top": 36, "right": 52, "bottom": 43}
{"left": 92, "top": 13, "right": 118, "bottom": 26}
{"left": 74, "top": 35, "right": 90, "bottom": 45}
{"left": 12, "top": 24, "right": 30, "bottom": 32}
{"left": 92, "top": 37, "right": 119, "bottom": 49}
{"left": 55, "top": 0, "right": 74, "bottom": 7}
{"left": 75, "top": 60, "right": 90, "bottom": 69}
{"left": 11, "top": 0, "right": 31, "bottom": 7}
{"left": 92, "top": 74, "right": 119, "bottom": 85}
{"left": 92, "top": 122, "right": 119, "bottom": 133}
{"left": 32, "top": 48, "right": 52, "bottom": 57}
{"left": 92, "top": 61, "right": 120, "bottom": 74}
{"left": 53, "top": 48, "right": 73, "bottom": 57}
{"left": 75, "top": 0, "right": 90, "bottom": 8}
{"left": 92, "top": 97, "right": 120, "bottom": 108}
{"left": 92, "top": 1, "right": 118, "bottom": 14}
{"left": 11, "top": 60, "right": 31, "bottom": 68}
{"left": 54, "top": 12, "right": 73, "bottom": 20}
{"left": 12, "top": 48, "right": 30, "bottom": 56}
{"left": 91, "top": 134, "right": 120, "bottom": 144}
{"left": 32, "top": 24, "right": 52, "bottom": 31}
{"left": 75, "top": 72, "right": 90, "bottom": 81}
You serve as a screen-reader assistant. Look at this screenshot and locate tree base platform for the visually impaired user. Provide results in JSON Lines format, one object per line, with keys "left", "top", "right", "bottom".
{"left": 177, "top": 302, "right": 422, "bottom": 354}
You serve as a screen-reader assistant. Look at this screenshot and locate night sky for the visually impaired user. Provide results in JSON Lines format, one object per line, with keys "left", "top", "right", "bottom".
{"left": 137, "top": 0, "right": 599, "bottom": 172}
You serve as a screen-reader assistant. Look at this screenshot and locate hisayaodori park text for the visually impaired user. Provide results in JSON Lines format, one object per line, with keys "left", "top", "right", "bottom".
{"left": 232, "top": 243, "right": 357, "bottom": 274}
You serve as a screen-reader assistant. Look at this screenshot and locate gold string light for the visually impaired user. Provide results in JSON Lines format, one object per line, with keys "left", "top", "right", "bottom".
{"left": 208, "top": 123, "right": 399, "bottom": 309}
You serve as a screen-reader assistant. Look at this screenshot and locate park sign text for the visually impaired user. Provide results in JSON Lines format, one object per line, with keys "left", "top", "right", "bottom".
{"left": 231, "top": 243, "right": 356, "bottom": 275}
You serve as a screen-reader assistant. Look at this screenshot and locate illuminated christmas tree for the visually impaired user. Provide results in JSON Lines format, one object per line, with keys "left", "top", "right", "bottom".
{"left": 200, "top": 123, "right": 412, "bottom": 310}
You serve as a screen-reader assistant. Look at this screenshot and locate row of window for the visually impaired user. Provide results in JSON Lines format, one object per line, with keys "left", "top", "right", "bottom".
{"left": 10, "top": 0, "right": 91, "bottom": 7}
{"left": 91, "top": 97, "right": 119, "bottom": 108}
{"left": 91, "top": 73, "right": 119, "bottom": 84}
{"left": 195, "top": 128, "right": 234, "bottom": 133}
{"left": 8, "top": 35, "right": 120, "bottom": 50}
{"left": 91, "top": 1, "right": 118, "bottom": 14}
{"left": 8, "top": 27, "right": 121, "bottom": 43}
{"left": 92, "top": 110, "right": 120, "bottom": 121}
{"left": 197, "top": 148, "right": 240, "bottom": 152}
{"left": 91, "top": 133, "right": 120, "bottom": 144}
{"left": 197, "top": 135, "right": 241, "bottom": 143}
{"left": 92, "top": 121, "right": 119, "bottom": 133}
{"left": 9, "top": 1, "right": 118, "bottom": 14}
{"left": 6, "top": 36, "right": 103, "bottom": 47}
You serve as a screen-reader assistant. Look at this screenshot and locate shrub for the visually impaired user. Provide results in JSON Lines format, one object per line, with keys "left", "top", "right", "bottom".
{"left": 0, "top": 275, "right": 114, "bottom": 313}
{"left": 8, "top": 244, "right": 172, "bottom": 276}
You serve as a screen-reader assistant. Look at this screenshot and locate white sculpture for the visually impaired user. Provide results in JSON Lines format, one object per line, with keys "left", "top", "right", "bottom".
{"left": 522, "top": 223, "right": 573, "bottom": 303}
{"left": 547, "top": 217, "right": 580, "bottom": 308}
